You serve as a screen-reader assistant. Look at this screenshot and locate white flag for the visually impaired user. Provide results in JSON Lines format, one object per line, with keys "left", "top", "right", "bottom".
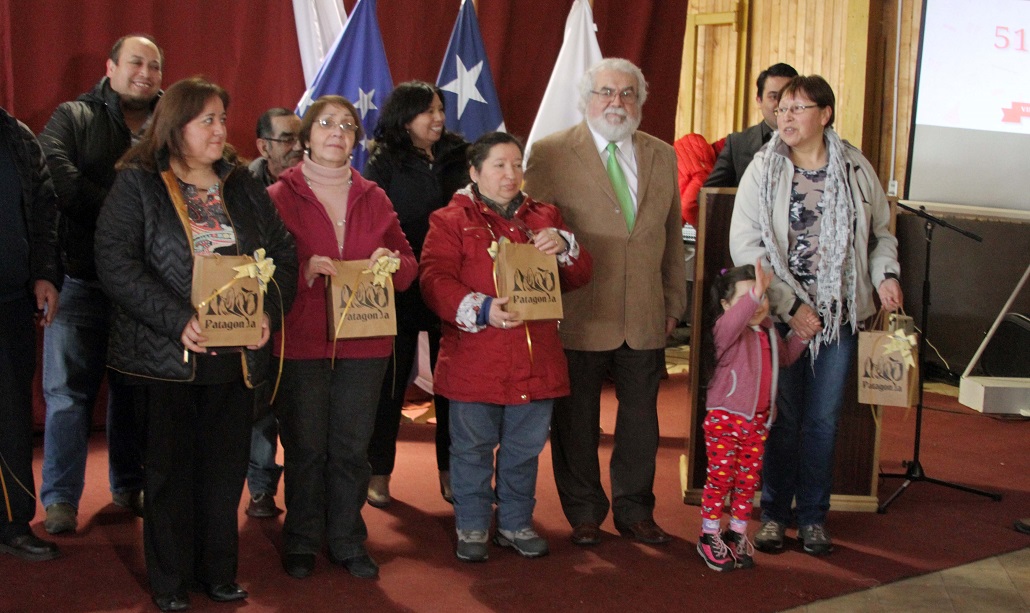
{"left": 524, "top": 0, "right": 603, "bottom": 163}
{"left": 292, "top": 0, "right": 348, "bottom": 89}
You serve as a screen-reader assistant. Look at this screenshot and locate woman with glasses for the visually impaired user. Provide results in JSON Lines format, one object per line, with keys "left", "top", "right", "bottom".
{"left": 363, "top": 81, "right": 470, "bottom": 509}
{"left": 267, "top": 95, "right": 417, "bottom": 580}
{"left": 420, "top": 132, "right": 592, "bottom": 562}
{"left": 730, "top": 75, "right": 902, "bottom": 557}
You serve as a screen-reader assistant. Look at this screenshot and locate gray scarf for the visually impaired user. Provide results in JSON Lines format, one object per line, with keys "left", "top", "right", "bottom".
{"left": 757, "top": 127, "right": 857, "bottom": 359}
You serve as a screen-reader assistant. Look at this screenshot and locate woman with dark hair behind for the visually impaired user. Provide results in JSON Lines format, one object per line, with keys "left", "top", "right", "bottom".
{"left": 95, "top": 76, "right": 297, "bottom": 611}
{"left": 363, "top": 81, "right": 470, "bottom": 508}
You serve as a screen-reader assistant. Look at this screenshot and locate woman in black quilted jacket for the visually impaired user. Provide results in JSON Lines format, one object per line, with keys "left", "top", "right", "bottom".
{"left": 95, "top": 77, "right": 296, "bottom": 612}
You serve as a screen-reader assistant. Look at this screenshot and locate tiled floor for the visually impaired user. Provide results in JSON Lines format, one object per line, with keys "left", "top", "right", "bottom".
{"left": 783, "top": 547, "right": 1030, "bottom": 612}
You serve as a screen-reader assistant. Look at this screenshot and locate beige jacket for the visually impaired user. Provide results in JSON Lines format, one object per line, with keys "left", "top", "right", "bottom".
{"left": 524, "top": 122, "right": 687, "bottom": 352}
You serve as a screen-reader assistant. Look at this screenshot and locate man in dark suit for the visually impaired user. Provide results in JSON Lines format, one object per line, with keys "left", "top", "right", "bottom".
{"left": 704, "top": 62, "right": 798, "bottom": 187}
{"left": 525, "top": 58, "right": 686, "bottom": 546}
{"left": 0, "top": 106, "right": 61, "bottom": 562}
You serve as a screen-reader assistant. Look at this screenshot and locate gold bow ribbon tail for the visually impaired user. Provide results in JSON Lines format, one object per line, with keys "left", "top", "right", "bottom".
{"left": 881, "top": 329, "right": 917, "bottom": 368}
{"left": 0, "top": 448, "right": 39, "bottom": 521}
{"left": 236, "top": 249, "right": 287, "bottom": 404}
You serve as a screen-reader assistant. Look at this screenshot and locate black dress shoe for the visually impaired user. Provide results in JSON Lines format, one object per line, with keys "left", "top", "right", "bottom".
{"left": 204, "top": 583, "right": 248, "bottom": 602}
{"left": 283, "top": 552, "right": 316, "bottom": 578}
{"left": 570, "top": 522, "right": 602, "bottom": 546}
{"left": 330, "top": 552, "right": 379, "bottom": 578}
{"left": 615, "top": 518, "right": 672, "bottom": 545}
{"left": 152, "top": 592, "right": 190, "bottom": 612}
{"left": 0, "top": 533, "right": 60, "bottom": 561}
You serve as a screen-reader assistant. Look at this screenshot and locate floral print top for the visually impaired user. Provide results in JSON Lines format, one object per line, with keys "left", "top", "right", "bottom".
{"left": 786, "top": 166, "right": 827, "bottom": 304}
{"left": 181, "top": 179, "right": 237, "bottom": 256}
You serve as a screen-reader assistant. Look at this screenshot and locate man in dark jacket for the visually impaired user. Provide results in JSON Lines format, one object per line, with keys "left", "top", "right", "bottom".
{"left": 242, "top": 107, "right": 302, "bottom": 520}
{"left": 0, "top": 107, "right": 62, "bottom": 561}
{"left": 703, "top": 62, "right": 798, "bottom": 188}
{"left": 36, "top": 34, "right": 163, "bottom": 534}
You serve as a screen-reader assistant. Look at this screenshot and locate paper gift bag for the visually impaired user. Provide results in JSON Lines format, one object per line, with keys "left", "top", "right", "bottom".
{"left": 192, "top": 254, "right": 264, "bottom": 347}
{"left": 494, "top": 242, "right": 563, "bottom": 321}
{"left": 326, "top": 260, "right": 397, "bottom": 340}
{"left": 857, "top": 313, "right": 919, "bottom": 407}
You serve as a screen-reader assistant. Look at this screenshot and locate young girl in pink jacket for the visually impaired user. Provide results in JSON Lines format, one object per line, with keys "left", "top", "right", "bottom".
{"left": 697, "top": 261, "right": 808, "bottom": 571}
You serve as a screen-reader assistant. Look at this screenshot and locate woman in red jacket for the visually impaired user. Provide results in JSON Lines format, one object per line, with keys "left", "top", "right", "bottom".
{"left": 268, "top": 95, "right": 416, "bottom": 581}
{"left": 421, "top": 132, "right": 592, "bottom": 563}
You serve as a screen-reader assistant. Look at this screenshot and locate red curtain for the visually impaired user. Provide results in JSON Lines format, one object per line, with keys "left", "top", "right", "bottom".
{"left": 2, "top": 0, "right": 687, "bottom": 159}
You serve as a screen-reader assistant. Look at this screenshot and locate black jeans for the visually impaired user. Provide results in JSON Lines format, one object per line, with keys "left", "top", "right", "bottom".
{"left": 277, "top": 357, "right": 387, "bottom": 559}
{"left": 140, "top": 379, "right": 252, "bottom": 597}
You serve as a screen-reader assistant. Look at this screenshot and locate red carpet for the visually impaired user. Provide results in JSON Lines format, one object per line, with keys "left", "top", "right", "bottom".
{"left": 4, "top": 373, "right": 1028, "bottom": 612}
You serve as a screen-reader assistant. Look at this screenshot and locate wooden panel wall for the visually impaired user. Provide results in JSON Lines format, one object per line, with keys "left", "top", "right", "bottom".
{"left": 687, "top": 0, "right": 740, "bottom": 142}
{"left": 868, "top": 0, "right": 922, "bottom": 197}
{"left": 681, "top": 0, "right": 923, "bottom": 194}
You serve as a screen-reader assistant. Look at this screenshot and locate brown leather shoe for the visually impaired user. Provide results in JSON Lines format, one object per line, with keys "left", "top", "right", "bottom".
{"left": 570, "top": 522, "right": 601, "bottom": 546}
{"left": 616, "top": 519, "right": 671, "bottom": 545}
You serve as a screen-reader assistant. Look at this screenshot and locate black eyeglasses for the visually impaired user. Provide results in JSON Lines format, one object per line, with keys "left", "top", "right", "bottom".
{"left": 262, "top": 135, "right": 299, "bottom": 145}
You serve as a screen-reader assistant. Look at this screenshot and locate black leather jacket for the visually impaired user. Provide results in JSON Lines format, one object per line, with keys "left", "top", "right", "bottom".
{"left": 95, "top": 153, "right": 297, "bottom": 389}
{"left": 1, "top": 108, "right": 62, "bottom": 292}
{"left": 38, "top": 77, "right": 160, "bottom": 280}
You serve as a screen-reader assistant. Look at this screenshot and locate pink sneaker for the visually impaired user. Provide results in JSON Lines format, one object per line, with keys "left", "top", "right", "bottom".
{"left": 696, "top": 532, "right": 735, "bottom": 572}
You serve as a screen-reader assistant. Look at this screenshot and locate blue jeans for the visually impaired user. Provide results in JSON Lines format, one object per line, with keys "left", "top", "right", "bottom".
{"left": 41, "top": 277, "right": 143, "bottom": 508}
{"left": 450, "top": 400, "right": 553, "bottom": 532}
{"left": 760, "top": 326, "right": 857, "bottom": 527}
{"left": 246, "top": 411, "right": 282, "bottom": 496}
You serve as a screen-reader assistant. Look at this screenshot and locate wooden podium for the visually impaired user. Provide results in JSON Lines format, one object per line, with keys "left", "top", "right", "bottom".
{"left": 681, "top": 188, "right": 882, "bottom": 512}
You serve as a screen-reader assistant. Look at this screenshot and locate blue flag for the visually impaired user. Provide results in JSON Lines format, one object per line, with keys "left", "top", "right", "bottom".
{"left": 296, "top": 0, "right": 393, "bottom": 171}
{"left": 436, "top": 0, "right": 505, "bottom": 142}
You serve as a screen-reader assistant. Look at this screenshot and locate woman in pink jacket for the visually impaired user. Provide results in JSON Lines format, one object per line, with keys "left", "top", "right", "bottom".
{"left": 268, "top": 95, "right": 416, "bottom": 581}
{"left": 421, "top": 132, "right": 592, "bottom": 563}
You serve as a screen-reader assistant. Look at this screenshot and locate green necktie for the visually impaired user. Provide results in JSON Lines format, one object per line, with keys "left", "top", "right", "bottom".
{"left": 606, "top": 142, "right": 635, "bottom": 231}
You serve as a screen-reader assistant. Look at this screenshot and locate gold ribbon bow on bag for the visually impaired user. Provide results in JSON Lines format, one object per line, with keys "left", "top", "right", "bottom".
{"left": 367, "top": 254, "right": 400, "bottom": 287}
{"left": 232, "top": 247, "right": 276, "bottom": 292}
{"left": 197, "top": 249, "right": 276, "bottom": 312}
{"left": 882, "top": 329, "right": 917, "bottom": 368}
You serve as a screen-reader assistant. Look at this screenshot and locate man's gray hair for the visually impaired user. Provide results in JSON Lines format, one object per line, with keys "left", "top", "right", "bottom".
{"left": 577, "top": 58, "right": 649, "bottom": 113}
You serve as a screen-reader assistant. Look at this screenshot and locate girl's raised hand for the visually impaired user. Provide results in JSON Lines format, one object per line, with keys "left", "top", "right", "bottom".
{"left": 754, "top": 258, "right": 771, "bottom": 298}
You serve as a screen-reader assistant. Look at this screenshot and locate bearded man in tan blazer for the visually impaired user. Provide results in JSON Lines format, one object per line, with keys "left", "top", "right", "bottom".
{"left": 524, "top": 58, "right": 686, "bottom": 546}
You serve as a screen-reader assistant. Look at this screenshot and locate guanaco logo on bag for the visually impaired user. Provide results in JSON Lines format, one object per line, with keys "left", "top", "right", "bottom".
{"left": 204, "top": 286, "right": 260, "bottom": 330}
{"left": 339, "top": 280, "right": 392, "bottom": 319}
{"left": 861, "top": 348, "right": 905, "bottom": 391}
{"left": 511, "top": 267, "right": 557, "bottom": 304}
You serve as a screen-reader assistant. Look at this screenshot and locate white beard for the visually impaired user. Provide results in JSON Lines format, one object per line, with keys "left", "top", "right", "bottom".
{"left": 587, "top": 108, "right": 640, "bottom": 142}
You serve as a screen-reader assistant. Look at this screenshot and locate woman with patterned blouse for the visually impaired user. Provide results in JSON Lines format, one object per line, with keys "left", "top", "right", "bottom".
{"left": 729, "top": 75, "right": 903, "bottom": 558}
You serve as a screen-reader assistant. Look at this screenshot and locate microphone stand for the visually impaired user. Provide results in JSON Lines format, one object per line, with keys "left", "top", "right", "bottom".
{"left": 877, "top": 202, "right": 1002, "bottom": 513}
